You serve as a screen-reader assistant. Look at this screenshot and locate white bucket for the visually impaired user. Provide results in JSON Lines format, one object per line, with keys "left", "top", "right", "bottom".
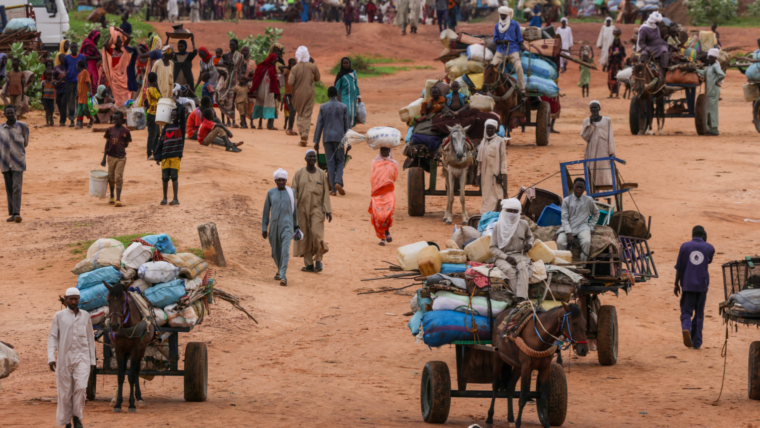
{"left": 89, "top": 170, "right": 109, "bottom": 198}
{"left": 155, "top": 98, "right": 176, "bottom": 126}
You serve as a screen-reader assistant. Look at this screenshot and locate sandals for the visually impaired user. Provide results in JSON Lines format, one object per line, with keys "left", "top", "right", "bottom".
{"left": 385, "top": 233, "right": 393, "bottom": 243}
{"left": 301, "top": 265, "right": 315, "bottom": 272}
{"left": 274, "top": 273, "right": 280, "bottom": 280}
{"left": 279, "top": 278, "right": 287, "bottom": 286}
{"left": 379, "top": 240, "right": 386, "bottom": 246}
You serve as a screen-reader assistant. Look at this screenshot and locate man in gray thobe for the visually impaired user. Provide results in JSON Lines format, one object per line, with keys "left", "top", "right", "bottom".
{"left": 48, "top": 287, "right": 97, "bottom": 428}
{"left": 697, "top": 48, "right": 725, "bottom": 136}
{"left": 556, "top": 178, "right": 600, "bottom": 262}
{"left": 262, "top": 168, "right": 300, "bottom": 286}
{"left": 313, "top": 86, "right": 350, "bottom": 196}
{"left": 1, "top": 105, "right": 29, "bottom": 223}
{"left": 489, "top": 198, "right": 534, "bottom": 301}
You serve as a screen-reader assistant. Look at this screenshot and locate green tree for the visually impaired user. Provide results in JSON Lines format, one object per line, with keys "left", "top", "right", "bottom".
{"left": 688, "top": 0, "right": 737, "bottom": 25}
{"left": 11, "top": 42, "right": 45, "bottom": 110}
{"left": 227, "top": 27, "right": 283, "bottom": 64}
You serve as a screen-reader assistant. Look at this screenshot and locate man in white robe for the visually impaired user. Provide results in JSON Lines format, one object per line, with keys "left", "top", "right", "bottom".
{"left": 48, "top": 288, "right": 97, "bottom": 428}
{"left": 597, "top": 17, "right": 616, "bottom": 70}
{"left": 581, "top": 100, "right": 615, "bottom": 188}
{"left": 167, "top": 0, "right": 179, "bottom": 22}
{"left": 410, "top": 0, "right": 423, "bottom": 33}
{"left": 476, "top": 119, "right": 508, "bottom": 213}
{"left": 556, "top": 17, "right": 573, "bottom": 72}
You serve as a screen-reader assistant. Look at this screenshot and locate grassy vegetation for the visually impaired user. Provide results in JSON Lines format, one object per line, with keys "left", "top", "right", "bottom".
{"left": 329, "top": 54, "right": 424, "bottom": 78}
{"left": 186, "top": 248, "right": 206, "bottom": 259}
{"left": 67, "top": 11, "right": 155, "bottom": 44}
{"left": 68, "top": 233, "right": 157, "bottom": 256}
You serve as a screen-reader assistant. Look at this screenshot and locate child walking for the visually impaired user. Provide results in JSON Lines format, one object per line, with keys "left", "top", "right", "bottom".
{"left": 145, "top": 72, "right": 161, "bottom": 160}
{"left": 578, "top": 45, "right": 594, "bottom": 98}
{"left": 233, "top": 76, "right": 249, "bottom": 129}
{"left": 42, "top": 69, "right": 57, "bottom": 126}
{"left": 101, "top": 111, "right": 131, "bottom": 207}
{"left": 75, "top": 60, "right": 93, "bottom": 128}
{"left": 154, "top": 108, "right": 185, "bottom": 205}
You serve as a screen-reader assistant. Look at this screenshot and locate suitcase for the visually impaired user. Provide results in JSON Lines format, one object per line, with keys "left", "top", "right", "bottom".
{"left": 528, "top": 38, "right": 561, "bottom": 57}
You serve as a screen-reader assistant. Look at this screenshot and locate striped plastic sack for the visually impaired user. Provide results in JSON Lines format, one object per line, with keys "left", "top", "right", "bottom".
{"left": 161, "top": 253, "right": 208, "bottom": 279}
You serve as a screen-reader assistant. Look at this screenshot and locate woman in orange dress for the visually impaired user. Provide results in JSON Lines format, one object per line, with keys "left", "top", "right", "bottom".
{"left": 368, "top": 147, "right": 398, "bottom": 246}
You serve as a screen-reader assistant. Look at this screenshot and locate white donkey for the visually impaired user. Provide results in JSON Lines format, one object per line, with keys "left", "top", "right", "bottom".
{"left": 441, "top": 124, "right": 475, "bottom": 224}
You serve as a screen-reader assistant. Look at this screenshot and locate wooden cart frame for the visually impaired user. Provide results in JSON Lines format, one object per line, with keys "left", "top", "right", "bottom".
{"left": 629, "top": 83, "right": 707, "bottom": 136}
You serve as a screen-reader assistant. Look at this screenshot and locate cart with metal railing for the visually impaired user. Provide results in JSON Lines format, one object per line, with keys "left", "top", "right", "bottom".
{"left": 718, "top": 257, "right": 760, "bottom": 400}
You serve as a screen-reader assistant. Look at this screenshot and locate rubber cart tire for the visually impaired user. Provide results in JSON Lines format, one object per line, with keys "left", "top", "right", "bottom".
{"left": 695, "top": 94, "right": 706, "bottom": 135}
{"left": 420, "top": 361, "right": 451, "bottom": 423}
{"left": 597, "top": 305, "right": 619, "bottom": 366}
{"left": 749, "top": 341, "right": 760, "bottom": 400}
{"left": 537, "top": 362, "right": 568, "bottom": 427}
{"left": 536, "top": 101, "right": 550, "bottom": 146}
{"left": 408, "top": 167, "right": 426, "bottom": 217}
{"left": 629, "top": 96, "right": 641, "bottom": 135}
{"left": 753, "top": 98, "right": 760, "bottom": 133}
{"left": 184, "top": 342, "right": 208, "bottom": 402}
{"left": 86, "top": 366, "right": 97, "bottom": 401}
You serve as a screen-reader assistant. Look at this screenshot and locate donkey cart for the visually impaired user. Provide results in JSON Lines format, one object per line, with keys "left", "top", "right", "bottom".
{"left": 719, "top": 257, "right": 760, "bottom": 400}
{"left": 421, "top": 343, "right": 568, "bottom": 426}
{"left": 86, "top": 326, "right": 208, "bottom": 402}
{"left": 629, "top": 82, "right": 707, "bottom": 136}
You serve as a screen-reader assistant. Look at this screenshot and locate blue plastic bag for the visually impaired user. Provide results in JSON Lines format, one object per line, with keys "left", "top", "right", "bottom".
{"left": 77, "top": 266, "right": 122, "bottom": 291}
{"left": 422, "top": 311, "right": 492, "bottom": 347}
{"left": 2, "top": 18, "right": 36, "bottom": 35}
{"left": 441, "top": 263, "right": 467, "bottom": 274}
{"left": 140, "top": 234, "right": 176, "bottom": 254}
{"left": 477, "top": 211, "right": 500, "bottom": 232}
{"left": 746, "top": 50, "right": 760, "bottom": 82}
{"left": 79, "top": 283, "right": 109, "bottom": 311}
{"left": 144, "top": 279, "right": 186, "bottom": 308}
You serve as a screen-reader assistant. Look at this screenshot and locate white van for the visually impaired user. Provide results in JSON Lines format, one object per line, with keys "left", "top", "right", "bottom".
{"left": 1, "top": 0, "right": 70, "bottom": 49}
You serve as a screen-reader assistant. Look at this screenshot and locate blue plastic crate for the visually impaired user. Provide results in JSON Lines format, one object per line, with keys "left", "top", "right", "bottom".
{"left": 537, "top": 204, "right": 562, "bottom": 227}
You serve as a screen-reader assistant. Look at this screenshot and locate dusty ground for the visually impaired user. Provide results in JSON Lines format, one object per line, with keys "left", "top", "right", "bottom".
{"left": 1, "top": 20, "right": 760, "bottom": 427}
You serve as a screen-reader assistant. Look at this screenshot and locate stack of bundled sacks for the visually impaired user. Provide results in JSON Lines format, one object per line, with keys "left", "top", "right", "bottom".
{"left": 71, "top": 234, "right": 210, "bottom": 330}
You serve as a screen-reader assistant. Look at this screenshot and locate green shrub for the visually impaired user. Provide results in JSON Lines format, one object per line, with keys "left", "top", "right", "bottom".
{"left": 748, "top": 0, "right": 760, "bottom": 18}
{"left": 227, "top": 27, "right": 283, "bottom": 64}
{"left": 11, "top": 42, "right": 44, "bottom": 110}
{"left": 688, "top": 0, "right": 737, "bottom": 25}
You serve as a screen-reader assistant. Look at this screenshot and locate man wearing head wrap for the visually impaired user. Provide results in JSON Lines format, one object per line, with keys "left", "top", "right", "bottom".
{"left": 636, "top": 12, "right": 669, "bottom": 70}
{"left": 556, "top": 177, "right": 600, "bottom": 262}
{"left": 596, "top": 17, "right": 616, "bottom": 70}
{"left": 491, "top": 6, "right": 526, "bottom": 94}
{"left": 674, "top": 225, "right": 714, "bottom": 350}
{"left": 48, "top": 287, "right": 97, "bottom": 428}
{"left": 292, "top": 150, "right": 333, "bottom": 273}
{"left": 557, "top": 18, "right": 573, "bottom": 73}
{"left": 152, "top": 45, "right": 176, "bottom": 98}
{"left": 476, "top": 119, "right": 508, "bottom": 214}
{"left": 262, "top": 169, "right": 300, "bottom": 286}
{"left": 696, "top": 49, "right": 725, "bottom": 135}
{"left": 489, "top": 198, "right": 534, "bottom": 301}
{"left": 289, "top": 47, "right": 322, "bottom": 145}
{"left": 581, "top": 100, "right": 615, "bottom": 186}
{"left": 313, "top": 86, "right": 350, "bottom": 194}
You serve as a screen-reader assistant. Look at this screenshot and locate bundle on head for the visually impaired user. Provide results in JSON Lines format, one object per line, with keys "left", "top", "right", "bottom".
{"left": 342, "top": 126, "right": 402, "bottom": 150}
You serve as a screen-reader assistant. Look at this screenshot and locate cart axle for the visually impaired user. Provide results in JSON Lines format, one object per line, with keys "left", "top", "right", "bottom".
{"left": 451, "top": 390, "right": 541, "bottom": 399}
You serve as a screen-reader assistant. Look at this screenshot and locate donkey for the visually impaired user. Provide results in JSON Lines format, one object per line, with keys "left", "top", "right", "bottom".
{"left": 631, "top": 60, "right": 667, "bottom": 135}
{"left": 103, "top": 281, "right": 155, "bottom": 413}
{"left": 441, "top": 124, "right": 474, "bottom": 224}
{"left": 483, "top": 64, "right": 520, "bottom": 136}
{"left": 485, "top": 302, "right": 589, "bottom": 428}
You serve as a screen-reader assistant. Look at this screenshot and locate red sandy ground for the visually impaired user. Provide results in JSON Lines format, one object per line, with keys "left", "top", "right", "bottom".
{"left": 1, "top": 21, "right": 760, "bottom": 427}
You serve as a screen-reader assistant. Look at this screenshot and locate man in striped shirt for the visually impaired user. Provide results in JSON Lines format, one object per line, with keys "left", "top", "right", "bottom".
{"left": 1, "top": 105, "right": 29, "bottom": 223}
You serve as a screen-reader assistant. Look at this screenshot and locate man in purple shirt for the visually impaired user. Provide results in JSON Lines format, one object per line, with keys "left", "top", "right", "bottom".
{"left": 674, "top": 225, "right": 715, "bottom": 349}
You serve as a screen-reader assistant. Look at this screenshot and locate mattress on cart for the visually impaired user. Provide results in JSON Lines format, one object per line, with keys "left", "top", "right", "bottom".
{"left": 727, "top": 289, "right": 760, "bottom": 317}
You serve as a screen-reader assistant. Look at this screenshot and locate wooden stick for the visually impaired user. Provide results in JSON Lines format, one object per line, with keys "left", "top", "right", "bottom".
{"left": 560, "top": 52, "right": 598, "bottom": 70}
{"left": 357, "top": 283, "right": 420, "bottom": 295}
{"left": 361, "top": 272, "right": 421, "bottom": 281}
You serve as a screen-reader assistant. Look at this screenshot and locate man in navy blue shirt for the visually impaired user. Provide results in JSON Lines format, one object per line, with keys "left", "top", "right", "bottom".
{"left": 119, "top": 12, "right": 133, "bottom": 36}
{"left": 674, "top": 225, "right": 715, "bottom": 349}
{"left": 62, "top": 43, "right": 82, "bottom": 127}
{"left": 490, "top": 6, "right": 526, "bottom": 97}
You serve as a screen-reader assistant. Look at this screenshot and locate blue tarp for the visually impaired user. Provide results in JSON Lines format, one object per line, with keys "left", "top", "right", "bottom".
{"left": 441, "top": 263, "right": 467, "bottom": 274}
{"left": 144, "top": 279, "right": 186, "bottom": 308}
{"left": 422, "top": 310, "right": 492, "bottom": 347}
{"left": 477, "top": 211, "right": 500, "bottom": 232}
{"left": 140, "top": 234, "right": 176, "bottom": 254}
{"left": 79, "top": 283, "right": 109, "bottom": 311}
{"left": 77, "top": 266, "right": 122, "bottom": 291}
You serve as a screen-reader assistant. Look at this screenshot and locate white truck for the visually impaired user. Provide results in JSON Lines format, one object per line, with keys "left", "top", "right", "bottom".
{"left": 1, "top": 0, "right": 69, "bottom": 50}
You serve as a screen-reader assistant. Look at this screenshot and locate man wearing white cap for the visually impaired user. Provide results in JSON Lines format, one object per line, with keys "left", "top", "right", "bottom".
{"left": 597, "top": 17, "right": 616, "bottom": 71}
{"left": 48, "top": 287, "right": 96, "bottom": 428}
{"left": 490, "top": 6, "right": 526, "bottom": 96}
{"left": 489, "top": 198, "right": 534, "bottom": 301}
{"left": 556, "top": 18, "right": 573, "bottom": 73}
{"left": 292, "top": 149, "right": 332, "bottom": 273}
{"left": 637, "top": 12, "right": 669, "bottom": 70}
{"left": 263, "top": 169, "right": 300, "bottom": 286}
{"left": 696, "top": 49, "right": 725, "bottom": 135}
{"left": 289, "top": 47, "right": 322, "bottom": 146}
{"left": 476, "top": 119, "right": 508, "bottom": 214}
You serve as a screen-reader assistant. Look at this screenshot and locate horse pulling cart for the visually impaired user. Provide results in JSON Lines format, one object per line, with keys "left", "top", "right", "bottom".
{"left": 87, "top": 325, "right": 209, "bottom": 402}
{"left": 719, "top": 257, "right": 760, "bottom": 400}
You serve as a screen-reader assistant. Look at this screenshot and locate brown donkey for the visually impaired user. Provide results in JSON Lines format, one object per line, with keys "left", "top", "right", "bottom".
{"left": 485, "top": 302, "right": 589, "bottom": 428}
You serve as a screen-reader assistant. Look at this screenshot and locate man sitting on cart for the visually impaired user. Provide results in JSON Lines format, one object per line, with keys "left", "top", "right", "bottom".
{"left": 556, "top": 177, "right": 600, "bottom": 262}
{"left": 489, "top": 6, "right": 526, "bottom": 98}
{"left": 489, "top": 198, "right": 534, "bottom": 302}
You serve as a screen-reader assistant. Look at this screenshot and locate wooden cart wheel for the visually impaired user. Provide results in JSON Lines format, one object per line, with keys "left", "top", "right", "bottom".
{"left": 536, "top": 101, "right": 550, "bottom": 147}
{"left": 753, "top": 98, "right": 760, "bottom": 133}
{"left": 184, "top": 342, "right": 208, "bottom": 402}
{"left": 629, "top": 95, "right": 641, "bottom": 135}
{"left": 420, "top": 361, "right": 451, "bottom": 424}
{"left": 86, "top": 366, "right": 97, "bottom": 401}
{"left": 408, "top": 167, "right": 426, "bottom": 217}
{"left": 748, "top": 341, "right": 760, "bottom": 400}
{"left": 597, "top": 305, "right": 619, "bottom": 366}
{"left": 537, "top": 362, "right": 568, "bottom": 427}
{"left": 695, "top": 94, "right": 706, "bottom": 135}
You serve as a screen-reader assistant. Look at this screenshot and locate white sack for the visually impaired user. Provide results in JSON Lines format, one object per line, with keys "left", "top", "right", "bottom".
{"left": 343, "top": 127, "right": 402, "bottom": 150}
{"left": 138, "top": 261, "right": 179, "bottom": 284}
{"left": 122, "top": 242, "right": 154, "bottom": 270}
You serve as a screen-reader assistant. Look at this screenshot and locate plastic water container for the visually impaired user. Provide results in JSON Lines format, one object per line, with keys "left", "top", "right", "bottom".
{"left": 397, "top": 241, "right": 430, "bottom": 271}
{"left": 440, "top": 249, "right": 467, "bottom": 264}
{"left": 127, "top": 107, "right": 147, "bottom": 130}
{"left": 155, "top": 98, "right": 176, "bottom": 126}
{"left": 89, "top": 170, "right": 109, "bottom": 198}
{"left": 744, "top": 82, "right": 759, "bottom": 102}
{"left": 544, "top": 240, "right": 557, "bottom": 250}
{"left": 553, "top": 250, "right": 572, "bottom": 263}
{"left": 470, "top": 94, "right": 495, "bottom": 112}
{"left": 464, "top": 235, "right": 493, "bottom": 263}
{"left": 537, "top": 204, "right": 562, "bottom": 227}
{"left": 417, "top": 245, "right": 443, "bottom": 276}
{"left": 527, "top": 240, "right": 555, "bottom": 264}
{"left": 399, "top": 98, "right": 424, "bottom": 123}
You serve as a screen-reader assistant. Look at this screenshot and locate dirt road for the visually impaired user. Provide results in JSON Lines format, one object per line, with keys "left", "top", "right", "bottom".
{"left": 1, "top": 21, "right": 759, "bottom": 427}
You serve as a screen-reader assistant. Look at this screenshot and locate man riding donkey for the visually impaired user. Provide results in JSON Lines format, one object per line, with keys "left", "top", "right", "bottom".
{"left": 637, "top": 12, "right": 670, "bottom": 77}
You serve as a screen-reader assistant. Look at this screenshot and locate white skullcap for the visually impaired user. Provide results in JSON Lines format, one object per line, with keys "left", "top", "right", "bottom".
{"left": 560, "top": 17, "right": 567, "bottom": 23}
{"left": 295, "top": 46, "right": 310, "bottom": 63}
{"left": 707, "top": 48, "right": 720, "bottom": 58}
{"left": 305, "top": 149, "right": 316, "bottom": 156}
{"left": 605, "top": 16, "right": 612, "bottom": 22}
{"left": 501, "top": 198, "right": 522, "bottom": 212}
{"left": 498, "top": 6, "right": 513, "bottom": 16}
{"left": 273, "top": 168, "right": 288, "bottom": 180}
{"left": 590, "top": 100, "right": 601, "bottom": 108}
{"left": 65, "top": 287, "right": 80, "bottom": 297}
{"left": 484, "top": 119, "right": 499, "bottom": 129}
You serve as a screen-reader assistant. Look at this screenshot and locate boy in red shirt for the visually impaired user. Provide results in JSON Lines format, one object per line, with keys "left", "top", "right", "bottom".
{"left": 186, "top": 96, "right": 211, "bottom": 140}
{"left": 197, "top": 108, "right": 242, "bottom": 152}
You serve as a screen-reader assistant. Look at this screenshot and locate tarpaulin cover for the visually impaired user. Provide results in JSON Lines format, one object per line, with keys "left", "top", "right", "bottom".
{"left": 76, "top": 266, "right": 123, "bottom": 291}
{"left": 140, "top": 234, "right": 176, "bottom": 254}
{"left": 728, "top": 289, "right": 760, "bottom": 315}
{"left": 422, "top": 310, "right": 492, "bottom": 347}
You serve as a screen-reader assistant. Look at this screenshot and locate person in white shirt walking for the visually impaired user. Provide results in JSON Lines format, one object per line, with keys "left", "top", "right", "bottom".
{"left": 48, "top": 287, "right": 97, "bottom": 428}
{"left": 556, "top": 18, "right": 573, "bottom": 73}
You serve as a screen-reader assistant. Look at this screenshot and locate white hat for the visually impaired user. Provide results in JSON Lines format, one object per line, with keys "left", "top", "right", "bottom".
{"left": 707, "top": 48, "right": 720, "bottom": 58}
{"left": 65, "top": 287, "right": 80, "bottom": 297}
{"left": 560, "top": 17, "right": 568, "bottom": 23}
{"left": 305, "top": 149, "right": 316, "bottom": 156}
{"left": 273, "top": 168, "right": 288, "bottom": 181}
{"left": 590, "top": 100, "right": 601, "bottom": 108}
